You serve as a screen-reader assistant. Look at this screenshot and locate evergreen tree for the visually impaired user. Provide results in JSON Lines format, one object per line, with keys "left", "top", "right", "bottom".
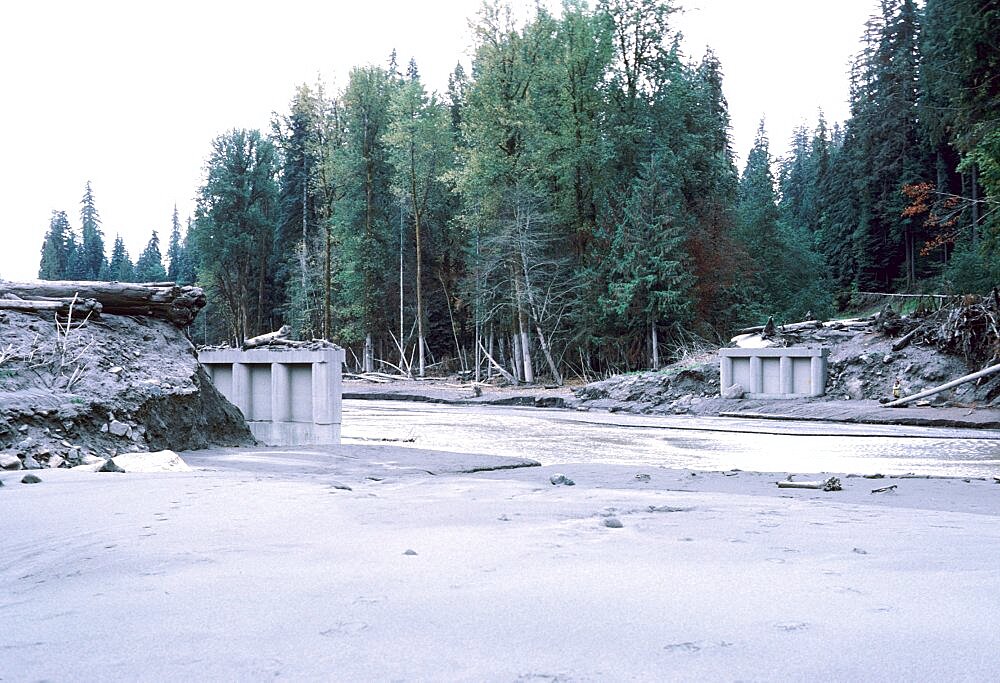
{"left": 334, "top": 66, "right": 398, "bottom": 369}
{"left": 601, "top": 153, "right": 692, "bottom": 367}
{"left": 134, "top": 231, "right": 167, "bottom": 282}
{"left": 386, "top": 68, "right": 453, "bottom": 376}
{"left": 78, "top": 181, "right": 107, "bottom": 280}
{"left": 166, "top": 205, "right": 186, "bottom": 282}
{"left": 178, "top": 217, "right": 198, "bottom": 286}
{"left": 108, "top": 234, "right": 135, "bottom": 282}
{"left": 737, "top": 121, "right": 832, "bottom": 321}
{"left": 737, "top": 121, "right": 784, "bottom": 318}
{"left": 190, "top": 128, "right": 280, "bottom": 344}
{"left": 38, "top": 211, "right": 74, "bottom": 280}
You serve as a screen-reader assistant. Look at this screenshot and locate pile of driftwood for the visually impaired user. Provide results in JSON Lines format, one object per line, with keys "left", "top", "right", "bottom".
{"left": 732, "top": 316, "right": 872, "bottom": 347}
{"left": 0, "top": 280, "right": 206, "bottom": 327}
{"left": 886, "top": 289, "right": 1000, "bottom": 366}
{"left": 235, "top": 325, "right": 341, "bottom": 352}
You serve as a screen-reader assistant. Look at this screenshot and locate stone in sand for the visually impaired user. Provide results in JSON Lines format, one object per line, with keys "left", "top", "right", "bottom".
{"left": 98, "top": 459, "right": 126, "bottom": 473}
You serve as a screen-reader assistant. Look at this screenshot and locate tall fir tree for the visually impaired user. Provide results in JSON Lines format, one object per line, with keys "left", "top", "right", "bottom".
{"left": 190, "top": 128, "right": 280, "bottom": 343}
{"left": 38, "top": 211, "right": 74, "bottom": 280}
{"left": 166, "top": 205, "right": 186, "bottom": 282}
{"left": 79, "top": 181, "right": 108, "bottom": 280}
{"left": 108, "top": 235, "right": 135, "bottom": 282}
{"left": 134, "top": 231, "right": 167, "bottom": 282}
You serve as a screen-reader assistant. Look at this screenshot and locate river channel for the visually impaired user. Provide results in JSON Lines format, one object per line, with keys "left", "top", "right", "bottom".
{"left": 342, "top": 399, "right": 1000, "bottom": 478}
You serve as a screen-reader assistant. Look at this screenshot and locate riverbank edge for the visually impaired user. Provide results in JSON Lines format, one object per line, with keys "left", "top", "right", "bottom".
{"left": 343, "top": 380, "right": 1000, "bottom": 431}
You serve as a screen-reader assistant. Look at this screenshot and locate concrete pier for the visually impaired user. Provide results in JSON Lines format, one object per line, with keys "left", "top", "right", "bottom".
{"left": 199, "top": 347, "right": 345, "bottom": 445}
{"left": 719, "top": 347, "right": 828, "bottom": 399}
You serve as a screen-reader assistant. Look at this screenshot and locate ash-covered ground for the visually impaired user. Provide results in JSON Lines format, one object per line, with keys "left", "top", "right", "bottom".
{"left": 0, "top": 309, "right": 253, "bottom": 470}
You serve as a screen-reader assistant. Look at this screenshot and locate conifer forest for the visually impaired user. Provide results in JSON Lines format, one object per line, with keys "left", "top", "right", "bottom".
{"left": 35, "top": 0, "right": 1000, "bottom": 382}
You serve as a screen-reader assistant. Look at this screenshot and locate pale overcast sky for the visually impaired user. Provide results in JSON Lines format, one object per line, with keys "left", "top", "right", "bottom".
{"left": 0, "top": 0, "right": 876, "bottom": 282}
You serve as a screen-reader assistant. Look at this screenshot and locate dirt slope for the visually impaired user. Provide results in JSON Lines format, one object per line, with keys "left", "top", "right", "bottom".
{"left": 0, "top": 309, "right": 253, "bottom": 469}
{"left": 574, "top": 319, "right": 1000, "bottom": 416}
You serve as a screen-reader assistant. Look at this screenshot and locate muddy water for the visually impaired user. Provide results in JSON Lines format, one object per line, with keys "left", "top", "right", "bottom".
{"left": 343, "top": 400, "right": 1000, "bottom": 478}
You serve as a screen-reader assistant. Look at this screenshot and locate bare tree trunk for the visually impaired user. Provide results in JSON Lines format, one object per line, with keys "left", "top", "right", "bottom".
{"left": 517, "top": 246, "right": 561, "bottom": 385}
{"left": 399, "top": 203, "right": 405, "bottom": 372}
{"left": 511, "top": 271, "right": 534, "bottom": 383}
{"left": 488, "top": 326, "right": 496, "bottom": 381}
{"left": 475, "top": 324, "right": 482, "bottom": 383}
{"left": 415, "top": 217, "right": 426, "bottom": 378}
{"left": 438, "top": 276, "right": 465, "bottom": 372}
{"left": 971, "top": 164, "right": 980, "bottom": 246}
{"left": 651, "top": 320, "right": 659, "bottom": 369}
{"left": 477, "top": 339, "right": 516, "bottom": 384}
{"left": 364, "top": 333, "right": 374, "bottom": 373}
{"left": 512, "top": 329, "right": 524, "bottom": 383}
{"left": 301, "top": 183, "right": 309, "bottom": 312}
{"left": 324, "top": 223, "right": 331, "bottom": 340}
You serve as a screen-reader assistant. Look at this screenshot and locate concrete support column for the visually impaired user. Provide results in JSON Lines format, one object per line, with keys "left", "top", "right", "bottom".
{"left": 232, "top": 362, "right": 252, "bottom": 419}
{"left": 749, "top": 356, "right": 763, "bottom": 394}
{"left": 330, "top": 351, "right": 343, "bottom": 427}
{"left": 779, "top": 356, "right": 793, "bottom": 395}
{"left": 720, "top": 356, "right": 733, "bottom": 389}
{"left": 810, "top": 356, "right": 826, "bottom": 397}
{"left": 271, "top": 363, "right": 291, "bottom": 422}
{"left": 312, "top": 361, "right": 334, "bottom": 425}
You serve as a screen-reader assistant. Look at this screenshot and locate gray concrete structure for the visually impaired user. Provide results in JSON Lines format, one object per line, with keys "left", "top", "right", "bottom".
{"left": 199, "top": 347, "right": 345, "bottom": 445}
{"left": 719, "top": 347, "right": 828, "bottom": 399}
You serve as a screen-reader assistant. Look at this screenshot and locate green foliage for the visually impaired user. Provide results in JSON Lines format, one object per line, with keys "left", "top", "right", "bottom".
{"left": 165, "top": 205, "right": 190, "bottom": 283}
{"left": 190, "top": 128, "right": 280, "bottom": 343}
{"left": 602, "top": 153, "right": 692, "bottom": 329}
{"left": 38, "top": 211, "right": 73, "bottom": 280}
{"left": 32, "top": 0, "right": 993, "bottom": 378}
{"left": 134, "top": 230, "right": 167, "bottom": 282}
{"left": 108, "top": 235, "right": 134, "bottom": 282}
{"left": 78, "top": 182, "right": 107, "bottom": 280}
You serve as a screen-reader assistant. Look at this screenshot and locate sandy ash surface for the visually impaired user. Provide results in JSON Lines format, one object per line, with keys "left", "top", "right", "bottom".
{"left": 3, "top": 445, "right": 999, "bottom": 681}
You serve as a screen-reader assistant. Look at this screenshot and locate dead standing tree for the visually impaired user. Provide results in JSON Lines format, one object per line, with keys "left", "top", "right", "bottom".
{"left": 473, "top": 188, "right": 575, "bottom": 385}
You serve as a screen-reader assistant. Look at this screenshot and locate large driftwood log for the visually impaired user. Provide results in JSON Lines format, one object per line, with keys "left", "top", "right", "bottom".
{"left": 0, "top": 295, "right": 103, "bottom": 318}
{"left": 776, "top": 477, "right": 842, "bottom": 491}
{"left": 885, "top": 363, "right": 1000, "bottom": 407}
{"left": 0, "top": 280, "right": 205, "bottom": 326}
{"left": 890, "top": 325, "right": 922, "bottom": 351}
{"left": 243, "top": 325, "right": 292, "bottom": 349}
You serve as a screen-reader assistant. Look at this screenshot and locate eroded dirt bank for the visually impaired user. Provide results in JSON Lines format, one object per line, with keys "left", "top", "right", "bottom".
{"left": 0, "top": 309, "right": 253, "bottom": 469}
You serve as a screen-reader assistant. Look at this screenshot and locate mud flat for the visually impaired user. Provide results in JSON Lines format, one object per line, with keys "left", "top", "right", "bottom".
{"left": 3, "top": 445, "right": 999, "bottom": 680}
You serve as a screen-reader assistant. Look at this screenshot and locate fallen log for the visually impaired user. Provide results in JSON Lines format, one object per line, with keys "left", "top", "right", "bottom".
{"left": 871, "top": 485, "right": 898, "bottom": 494}
{"left": 0, "top": 295, "right": 103, "bottom": 318}
{"left": 343, "top": 372, "right": 396, "bottom": 383}
{"left": 891, "top": 325, "right": 922, "bottom": 352}
{"left": 776, "top": 477, "right": 842, "bottom": 491}
{"left": 735, "top": 320, "right": 823, "bottom": 335}
{"left": 0, "top": 280, "right": 205, "bottom": 327}
{"left": 885, "top": 362, "right": 1000, "bottom": 407}
{"left": 243, "top": 325, "right": 291, "bottom": 349}
{"left": 477, "top": 339, "right": 517, "bottom": 385}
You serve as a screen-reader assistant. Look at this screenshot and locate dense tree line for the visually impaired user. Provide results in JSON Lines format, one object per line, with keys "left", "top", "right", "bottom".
{"left": 780, "top": 0, "right": 999, "bottom": 301}
{"left": 35, "top": 0, "right": 998, "bottom": 382}
{"left": 38, "top": 182, "right": 187, "bottom": 285}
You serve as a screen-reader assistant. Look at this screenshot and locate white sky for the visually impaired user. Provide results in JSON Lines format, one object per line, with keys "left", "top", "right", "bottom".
{"left": 0, "top": 0, "right": 876, "bottom": 282}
